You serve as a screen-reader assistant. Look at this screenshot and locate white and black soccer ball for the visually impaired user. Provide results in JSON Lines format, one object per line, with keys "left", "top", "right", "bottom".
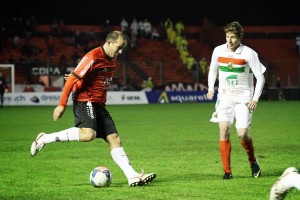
{"left": 89, "top": 166, "right": 112, "bottom": 188}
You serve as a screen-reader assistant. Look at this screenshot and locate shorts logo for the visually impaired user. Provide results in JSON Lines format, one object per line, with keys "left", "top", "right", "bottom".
{"left": 87, "top": 102, "right": 94, "bottom": 119}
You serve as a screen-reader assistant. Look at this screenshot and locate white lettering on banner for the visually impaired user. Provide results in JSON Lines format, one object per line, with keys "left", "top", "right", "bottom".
{"left": 32, "top": 67, "right": 62, "bottom": 75}
{"left": 165, "top": 82, "right": 209, "bottom": 91}
{"left": 3, "top": 96, "right": 12, "bottom": 103}
{"left": 41, "top": 95, "right": 61, "bottom": 102}
{"left": 170, "top": 94, "right": 209, "bottom": 103}
{"left": 14, "top": 95, "right": 26, "bottom": 102}
{"left": 107, "top": 92, "right": 148, "bottom": 105}
{"left": 121, "top": 94, "right": 141, "bottom": 101}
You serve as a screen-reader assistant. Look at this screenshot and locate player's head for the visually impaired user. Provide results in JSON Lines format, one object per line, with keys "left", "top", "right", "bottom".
{"left": 224, "top": 21, "right": 244, "bottom": 39}
{"left": 104, "top": 31, "right": 127, "bottom": 58}
{"left": 224, "top": 21, "right": 244, "bottom": 52}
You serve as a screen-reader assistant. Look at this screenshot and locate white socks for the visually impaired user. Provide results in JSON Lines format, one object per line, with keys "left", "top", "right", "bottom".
{"left": 42, "top": 127, "right": 80, "bottom": 144}
{"left": 111, "top": 147, "right": 138, "bottom": 180}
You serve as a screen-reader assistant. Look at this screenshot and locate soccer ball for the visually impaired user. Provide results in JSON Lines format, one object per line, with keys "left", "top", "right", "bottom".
{"left": 89, "top": 166, "right": 112, "bottom": 188}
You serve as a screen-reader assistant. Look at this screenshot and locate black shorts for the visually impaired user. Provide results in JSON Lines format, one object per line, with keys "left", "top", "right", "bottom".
{"left": 73, "top": 101, "right": 118, "bottom": 139}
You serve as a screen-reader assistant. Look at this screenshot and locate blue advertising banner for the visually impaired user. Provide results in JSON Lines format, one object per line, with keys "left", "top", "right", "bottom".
{"left": 145, "top": 91, "right": 217, "bottom": 104}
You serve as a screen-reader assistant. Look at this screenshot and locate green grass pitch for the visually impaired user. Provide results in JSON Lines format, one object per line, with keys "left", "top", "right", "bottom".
{"left": 0, "top": 101, "right": 299, "bottom": 200}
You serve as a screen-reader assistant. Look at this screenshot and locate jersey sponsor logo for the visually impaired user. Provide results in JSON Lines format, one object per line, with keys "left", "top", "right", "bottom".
{"left": 226, "top": 75, "right": 238, "bottom": 85}
{"left": 104, "top": 78, "right": 112, "bottom": 85}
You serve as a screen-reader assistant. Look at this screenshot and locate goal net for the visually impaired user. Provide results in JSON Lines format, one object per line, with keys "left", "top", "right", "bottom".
{"left": 0, "top": 64, "right": 15, "bottom": 93}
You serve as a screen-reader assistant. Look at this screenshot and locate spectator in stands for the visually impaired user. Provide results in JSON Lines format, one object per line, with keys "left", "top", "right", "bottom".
{"left": 143, "top": 19, "right": 152, "bottom": 39}
{"left": 13, "top": 34, "right": 20, "bottom": 49}
{"left": 24, "top": 18, "right": 33, "bottom": 40}
{"left": 187, "top": 54, "right": 197, "bottom": 80}
{"left": 130, "top": 18, "right": 139, "bottom": 38}
{"left": 0, "top": 72, "right": 8, "bottom": 107}
{"left": 151, "top": 28, "right": 160, "bottom": 40}
{"left": 130, "top": 32, "right": 137, "bottom": 49}
{"left": 199, "top": 57, "right": 208, "bottom": 76}
{"left": 141, "top": 77, "right": 154, "bottom": 91}
{"left": 175, "top": 20, "right": 185, "bottom": 36}
{"left": 168, "top": 27, "right": 177, "bottom": 45}
{"left": 30, "top": 31, "right": 156, "bottom": 187}
{"left": 175, "top": 34, "right": 183, "bottom": 50}
{"left": 120, "top": 17, "right": 129, "bottom": 34}
{"left": 138, "top": 19, "right": 145, "bottom": 38}
{"left": 164, "top": 18, "right": 173, "bottom": 30}
{"left": 158, "top": 21, "right": 166, "bottom": 40}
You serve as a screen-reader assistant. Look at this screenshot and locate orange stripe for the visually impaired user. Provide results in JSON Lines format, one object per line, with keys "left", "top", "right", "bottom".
{"left": 218, "top": 57, "right": 246, "bottom": 65}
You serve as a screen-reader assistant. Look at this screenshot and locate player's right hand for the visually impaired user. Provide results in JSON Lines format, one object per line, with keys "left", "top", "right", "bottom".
{"left": 207, "top": 90, "right": 215, "bottom": 100}
{"left": 53, "top": 105, "right": 65, "bottom": 121}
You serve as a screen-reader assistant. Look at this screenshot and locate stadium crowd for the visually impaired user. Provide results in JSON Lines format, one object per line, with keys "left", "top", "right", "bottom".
{"left": 0, "top": 16, "right": 209, "bottom": 92}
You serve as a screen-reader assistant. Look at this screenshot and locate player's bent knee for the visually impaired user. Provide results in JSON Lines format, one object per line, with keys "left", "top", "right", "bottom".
{"left": 80, "top": 128, "right": 96, "bottom": 141}
{"left": 106, "top": 133, "right": 122, "bottom": 147}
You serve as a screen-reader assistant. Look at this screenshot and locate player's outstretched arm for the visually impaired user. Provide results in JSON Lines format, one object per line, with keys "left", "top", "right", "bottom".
{"left": 53, "top": 105, "right": 65, "bottom": 121}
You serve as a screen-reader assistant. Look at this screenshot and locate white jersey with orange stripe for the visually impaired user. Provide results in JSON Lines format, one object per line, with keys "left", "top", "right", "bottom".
{"left": 208, "top": 43, "right": 266, "bottom": 103}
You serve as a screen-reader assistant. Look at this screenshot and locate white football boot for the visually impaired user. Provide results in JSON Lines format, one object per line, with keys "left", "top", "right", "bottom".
{"left": 129, "top": 170, "right": 156, "bottom": 187}
{"left": 30, "top": 133, "right": 46, "bottom": 156}
{"left": 270, "top": 167, "right": 299, "bottom": 200}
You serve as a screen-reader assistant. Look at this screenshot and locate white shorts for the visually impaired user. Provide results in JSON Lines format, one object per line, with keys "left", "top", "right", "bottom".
{"left": 215, "top": 99, "right": 253, "bottom": 129}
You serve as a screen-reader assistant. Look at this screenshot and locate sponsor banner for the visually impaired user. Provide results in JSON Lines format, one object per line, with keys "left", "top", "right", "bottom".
{"left": 106, "top": 91, "right": 148, "bottom": 105}
{"left": 3, "top": 91, "right": 148, "bottom": 106}
{"left": 3, "top": 92, "right": 72, "bottom": 106}
{"left": 145, "top": 91, "right": 217, "bottom": 103}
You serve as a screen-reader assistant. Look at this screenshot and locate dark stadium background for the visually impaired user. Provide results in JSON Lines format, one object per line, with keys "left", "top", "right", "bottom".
{"left": 3, "top": 0, "right": 299, "bottom": 26}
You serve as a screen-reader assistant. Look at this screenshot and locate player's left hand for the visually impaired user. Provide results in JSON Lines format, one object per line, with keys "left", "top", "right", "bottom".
{"left": 207, "top": 90, "right": 215, "bottom": 100}
{"left": 64, "top": 74, "right": 70, "bottom": 81}
{"left": 247, "top": 100, "right": 257, "bottom": 110}
{"left": 53, "top": 105, "right": 65, "bottom": 121}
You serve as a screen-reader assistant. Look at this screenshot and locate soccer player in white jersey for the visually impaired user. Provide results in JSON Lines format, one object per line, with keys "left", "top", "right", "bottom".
{"left": 207, "top": 21, "right": 266, "bottom": 179}
{"left": 270, "top": 167, "right": 300, "bottom": 200}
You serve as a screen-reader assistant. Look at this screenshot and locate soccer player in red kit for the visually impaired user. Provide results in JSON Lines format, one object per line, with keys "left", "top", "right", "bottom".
{"left": 30, "top": 31, "right": 156, "bottom": 186}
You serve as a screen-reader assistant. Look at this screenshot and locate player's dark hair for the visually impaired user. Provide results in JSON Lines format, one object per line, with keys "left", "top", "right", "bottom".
{"left": 224, "top": 21, "right": 244, "bottom": 39}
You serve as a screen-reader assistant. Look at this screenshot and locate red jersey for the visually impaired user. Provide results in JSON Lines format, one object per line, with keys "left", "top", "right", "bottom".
{"left": 59, "top": 47, "right": 117, "bottom": 107}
